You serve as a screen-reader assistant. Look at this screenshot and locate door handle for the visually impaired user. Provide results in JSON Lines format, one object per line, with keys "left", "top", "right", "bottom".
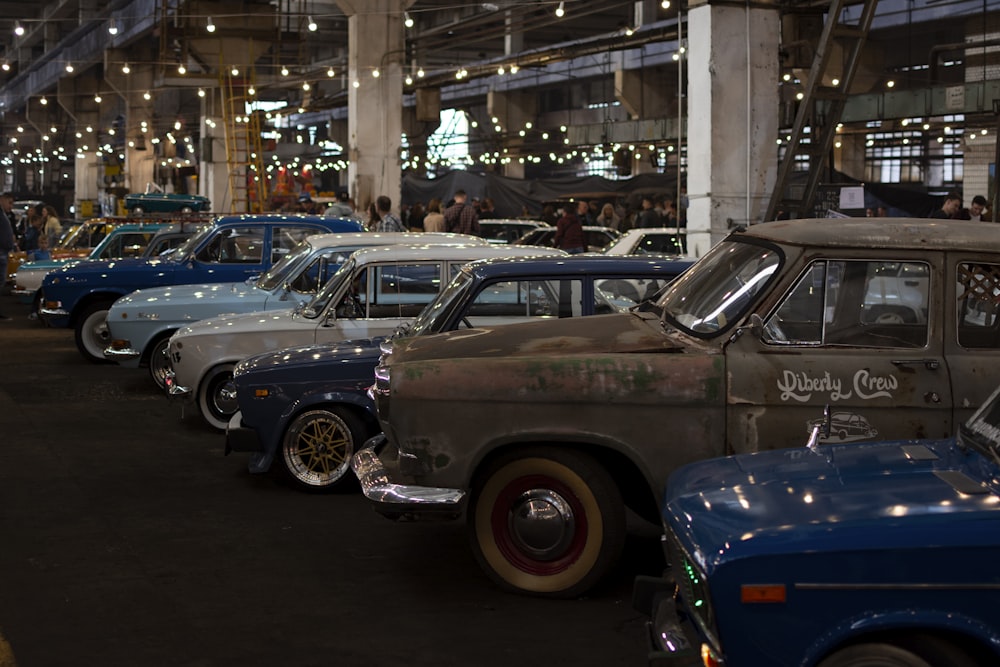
{"left": 891, "top": 358, "right": 940, "bottom": 370}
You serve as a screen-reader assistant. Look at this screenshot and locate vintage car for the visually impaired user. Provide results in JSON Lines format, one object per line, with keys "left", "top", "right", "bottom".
{"left": 39, "top": 214, "right": 364, "bottom": 363}
{"left": 11, "top": 222, "right": 200, "bottom": 308}
{"left": 635, "top": 385, "right": 1000, "bottom": 667}
{"left": 124, "top": 191, "right": 211, "bottom": 214}
{"left": 603, "top": 226, "right": 687, "bottom": 257}
{"left": 352, "top": 218, "right": 1000, "bottom": 598}
{"left": 477, "top": 219, "right": 550, "bottom": 244}
{"left": 514, "top": 225, "right": 620, "bottom": 252}
{"left": 226, "top": 255, "right": 693, "bottom": 492}
{"left": 104, "top": 232, "right": 485, "bottom": 388}
{"left": 164, "top": 244, "right": 565, "bottom": 430}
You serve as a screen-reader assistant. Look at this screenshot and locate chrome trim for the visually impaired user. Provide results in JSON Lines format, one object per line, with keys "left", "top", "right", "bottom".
{"left": 103, "top": 345, "right": 141, "bottom": 360}
{"left": 39, "top": 306, "right": 69, "bottom": 317}
{"left": 167, "top": 383, "right": 192, "bottom": 399}
{"left": 795, "top": 582, "right": 1000, "bottom": 591}
{"left": 351, "top": 435, "right": 465, "bottom": 519}
{"left": 11, "top": 287, "right": 33, "bottom": 296}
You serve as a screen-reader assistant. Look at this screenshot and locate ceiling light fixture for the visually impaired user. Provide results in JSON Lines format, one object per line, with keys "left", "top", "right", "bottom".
{"left": 65, "top": 62, "right": 74, "bottom": 73}
{"left": 178, "top": 63, "right": 186, "bottom": 74}
{"left": 121, "top": 62, "right": 130, "bottom": 74}
{"left": 231, "top": 66, "right": 239, "bottom": 76}
{"left": 39, "top": 96, "right": 47, "bottom": 105}
{"left": 206, "top": 17, "right": 216, "bottom": 33}
{"left": 372, "top": 68, "right": 380, "bottom": 78}
{"left": 94, "top": 94, "right": 102, "bottom": 103}
{"left": 281, "top": 65, "right": 289, "bottom": 76}
{"left": 108, "top": 19, "right": 118, "bottom": 35}
{"left": 555, "top": 2, "right": 565, "bottom": 18}
{"left": 404, "top": 12, "right": 414, "bottom": 28}
{"left": 1, "top": 61, "right": 9, "bottom": 72}
{"left": 14, "top": 22, "right": 24, "bottom": 37}
{"left": 143, "top": 91, "right": 151, "bottom": 100}
{"left": 307, "top": 16, "right": 317, "bottom": 31}
{"left": 661, "top": 0, "right": 670, "bottom": 8}
{"left": 327, "top": 67, "right": 335, "bottom": 77}
{"left": 197, "top": 87, "right": 205, "bottom": 97}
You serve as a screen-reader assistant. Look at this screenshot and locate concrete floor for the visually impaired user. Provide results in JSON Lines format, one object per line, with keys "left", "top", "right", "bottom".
{"left": 0, "top": 291, "right": 665, "bottom": 667}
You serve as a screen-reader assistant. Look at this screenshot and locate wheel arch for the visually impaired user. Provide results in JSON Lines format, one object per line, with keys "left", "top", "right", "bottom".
{"left": 806, "top": 612, "right": 1000, "bottom": 667}
{"left": 469, "top": 438, "right": 659, "bottom": 522}
{"left": 282, "top": 391, "right": 380, "bottom": 441}
{"left": 139, "top": 328, "right": 178, "bottom": 365}
{"left": 69, "top": 291, "right": 125, "bottom": 326}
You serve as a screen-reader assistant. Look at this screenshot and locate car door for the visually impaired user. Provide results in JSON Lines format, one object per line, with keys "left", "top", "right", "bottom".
{"left": 316, "top": 260, "right": 445, "bottom": 343}
{"left": 945, "top": 254, "right": 1000, "bottom": 425}
{"left": 725, "top": 252, "right": 951, "bottom": 455}
{"left": 191, "top": 225, "right": 268, "bottom": 280}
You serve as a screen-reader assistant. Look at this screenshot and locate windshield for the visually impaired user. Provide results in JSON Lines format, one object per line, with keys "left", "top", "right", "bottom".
{"left": 171, "top": 226, "right": 216, "bottom": 262}
{"left": 303, "top": 256, "right": 355, "bottom": 318}
{"left": 959, "top": 385, "right": 1000, "bottom": 462}
{"left": 659, "top": 239, "right": 781, "bottom": 337}
{"left": 257, "top": 241, "right": 313, "bottom": 290}
{"left": 408, "top": 268, "right": 476, "bottom": 336}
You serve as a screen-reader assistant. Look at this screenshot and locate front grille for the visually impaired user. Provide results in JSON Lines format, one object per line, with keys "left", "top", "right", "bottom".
{"left": 666, "top": 530, "right": 718, "bottom": 646}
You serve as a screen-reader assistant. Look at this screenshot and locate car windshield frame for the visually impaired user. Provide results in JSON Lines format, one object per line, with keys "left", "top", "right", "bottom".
{"left": 658, "top": 237, "right": 783, "bottom": 338}
{"left": 171, "top": 225, "right": 216, "bottom": 262}
{"left": 407, "top": 267, "right": 477, "bottom": 335}
{"left": 256, "top": 241, "right": 314, "bottom": 291}
{"left": 302, "top": 255, "right": 355, "bottom": 318}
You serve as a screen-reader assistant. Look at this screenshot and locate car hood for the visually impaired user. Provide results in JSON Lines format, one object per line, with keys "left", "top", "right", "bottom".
{"left": 391, "top": 311, "right": 701, "bottom": 363}
{"left": 175, "top": 307, "right": 300, "bottom": 338}
{"left": 16, "top": 258, "right": 75, "bottom": 273}
{"left": 44, "top": 256, "right": 177, "bottom": 284}
{"left": 235, "top": 338, "right": 385, "bottom": 377}
{"left": 665, "top": 440, "right": 999, "bottom": 571}
{"left": 112, "top": 281, "right": 271, "bottom": 318}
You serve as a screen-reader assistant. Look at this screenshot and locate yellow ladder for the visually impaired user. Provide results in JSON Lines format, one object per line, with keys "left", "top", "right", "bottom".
{"left": 220, "top": 68, "right": 268, "bottom": 213}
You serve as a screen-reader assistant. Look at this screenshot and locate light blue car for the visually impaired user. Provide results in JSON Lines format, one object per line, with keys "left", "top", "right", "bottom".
{"left": 104, "top": 231, "right": 485, "bottom": 388}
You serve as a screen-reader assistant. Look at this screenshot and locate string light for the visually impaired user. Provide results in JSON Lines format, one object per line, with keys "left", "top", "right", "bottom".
{"left": 107, "top": 19, "right": 117, "bottom": 35}
{"left": 94, "top": 94, "right": 102, "bottom": 103}
{"left": 404, "top": 12, "right": 414, "bottom": 28}
{"left": 327, "top": 67, "right": 335, "bottom": 77}
{"left": 143, "top": 90, "right": 151, "bottom": 100}
{"left": 372, "top": 68, "right": 380, "bottom": 78}
{"left": 178, "top": 63, "right": 186, "bottom": 74}
{"left": 206, "top": 17, "right": 215, "bottom": 32}
{"left": 121, "top": 62, "right": 130, "bottom": 74}
{"left": 555, "top": 2, "right": 565, "bottom": 18}
{"left": 197, "top": 88, "right": 205, "bottom": 97}
{"left": 65, "top": 62, "right": 74, "bottom": 73}
{"left": 307, "top": 16, "right": 317, "bottom": 31}
{"left": 39, "top": 96, "right": 47, "bottom": 105}
{"left": 14, "top": 22, "right": 24, "bottom": 37}
{"left": 661, "top": 0, "right": 670, "bottom": 7}
{"left": 281, "top": 65, "right": 289, "bottom": 76}
{"left": 231, "top": 66, "right": 239, "bottom": 76}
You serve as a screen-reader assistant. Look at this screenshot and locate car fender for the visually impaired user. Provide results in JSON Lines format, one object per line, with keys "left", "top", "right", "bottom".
{"left": 801, "top": 608, "right": 1000, "bottom": 667}
{"left": 70, "top": 289, "right": 129, "bottom": 324}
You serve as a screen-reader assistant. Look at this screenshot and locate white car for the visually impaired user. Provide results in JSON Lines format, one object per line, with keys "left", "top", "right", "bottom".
{"left": 603, "top": 227, "right": 687, "bottom": 257}
{"left": 164, "top": 243, "right": 565, "bottom": 429}
{"left": 104, "top": 232, "right": 484, "bottom": 388}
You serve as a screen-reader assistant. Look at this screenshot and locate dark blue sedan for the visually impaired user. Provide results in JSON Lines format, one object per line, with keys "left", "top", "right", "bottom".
{"left": 226, "top": 254, "right": 693, "bottom": 492}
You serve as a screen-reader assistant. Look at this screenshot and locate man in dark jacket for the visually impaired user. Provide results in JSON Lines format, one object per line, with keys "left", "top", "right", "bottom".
{"left": 553, "top": 207, "right": 585, "bottom": 254}
{"left": 0, "top": 192, "right": 16, "bottom": 321}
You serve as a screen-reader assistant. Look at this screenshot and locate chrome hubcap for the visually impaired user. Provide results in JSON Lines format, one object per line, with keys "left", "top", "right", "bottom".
{"left": 213, "top": 380, "right": 238, "bottom": 415}
{"left": 507, "top": 488, "right": 575, "bottom": 561}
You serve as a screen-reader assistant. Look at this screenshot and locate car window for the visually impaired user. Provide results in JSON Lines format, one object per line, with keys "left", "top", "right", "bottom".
{"left": 341, "top": 262, "right": 443, "bottom": 319}
{"left": 595, "top": 277, "right": 667, "bottom": 306}
{"left": 632, "top": 233, "right": 683, "bottom": 255}
{"left": 271, "top": 226, "right": 321, "bottom": 262}
{"left": 98, "top": 232, "right": 152, "bottom": 259}
{"left": 462, "top": 279, "right": 583, "bottom": 324}
{"left": 196, "top": 227, "right": 265, "bottom": 264}
{"left": 763, "top": 260, "right": 929, "bottom": 349}
{"left": 957, "top": 262, "right": 1000, "bottom": 348}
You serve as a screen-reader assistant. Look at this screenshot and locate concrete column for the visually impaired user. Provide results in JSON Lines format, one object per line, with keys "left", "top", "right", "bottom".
{"left": 58, "top": 76, "right": 101, "bottom": 211}
{"left": 504, "top": 10, "right": 523, "bottom": 56}
{"left": 337, "top": 0, "right": 416, "bottom": 213}
{"left": 686, "top": 0, "right": 779, "bottom": 257}
{"left": 105, "top": 47, "right": 156, "bottom": 193}
{"left": 200, "top": 105, "right": 229, "bottom": 213}
{"left": 834, "top": 133, "right": 866, "bottom": 181}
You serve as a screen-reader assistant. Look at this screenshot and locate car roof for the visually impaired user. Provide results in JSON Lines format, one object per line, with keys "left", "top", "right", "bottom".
{"left": 212, "top": 213, "right": 348, "bottom": 225}
{"left": 302, "top": 231, "right": 487, "bottom": 249}
{"left": 347, "top": 243, "right": 566, "bottom": 264}
{"left": 462, "top": 254, "right": 693, "bottom": 279}
{"left": 481, "top": 219, "right": 550, "bottom": 226}
{"left": 738, "top": 218, "right": 1000, "bottom": 251}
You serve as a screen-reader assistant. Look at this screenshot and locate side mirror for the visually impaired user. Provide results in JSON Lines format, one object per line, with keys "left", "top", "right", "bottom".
{"left": 730, "top": 313, "right": 764, "bottom": 342}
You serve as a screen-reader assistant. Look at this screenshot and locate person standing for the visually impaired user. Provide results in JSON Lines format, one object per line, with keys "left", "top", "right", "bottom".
{"left": 43, "top": 205, "right": 62, "bottom": 246}
{"left": 323, "top": 191, "right": 355, "bottom": 219}
{"left": 636, "top": 197, "right": 661, "bottom": 228}
{"left": 373, "top": 195, "right": 405, "bottom": 232}
{"left": 0, "top": 192, "right": 16, "bottom": 321}
{"left": 423, "top": 199, "right": 445, "bottom": 232}
{"left": 596, "top": 203, "right": 620, "bottom": 229}
{"left": 443, "top": 189, "right": 480, "bottom": 236}
{"left": 553, "top": 206, "right": 585, "bottom": 254}
{"left": 929, "top": 193, "right": 961, "bottom": 219}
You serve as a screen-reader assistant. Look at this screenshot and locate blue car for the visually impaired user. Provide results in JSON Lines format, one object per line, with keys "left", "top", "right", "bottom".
{"left": 39, "top": 213, "right": 364, "bottom": 363}
{"left": 636, "top": 387, "right": 1000, "bottom": 667}
{"left": 227, "top": 255, "right": 693, "bottom": 492}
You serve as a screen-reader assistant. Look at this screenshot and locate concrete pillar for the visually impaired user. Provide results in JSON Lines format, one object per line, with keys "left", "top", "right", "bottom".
{"left": 58, "top": 76, "right": 101, "bottom": 211}
{"left": 105, "top": 47, "right": 156, "bottom": 193}
{"left": 504, "top": 10, "right": 523, "bottom": 56}
{"left": 200, "top": 105, "right": 229, "bottom": 213}
{"left": 337, "top": 0, "right": 416, "bottom": 213}
{"left": 834, "top": 133, "right": 866, "bottom": 181}
{"left": 687, "top": 0, "right": 780, "bottom": 257}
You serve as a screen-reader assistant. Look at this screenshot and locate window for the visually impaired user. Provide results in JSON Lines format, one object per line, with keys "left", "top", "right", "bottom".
{"left": 352, "top": 262, "right": 443, "bottom": 318}
{"left": 763, "top": 260, "right": 929, "bottom": 349}
{"left": 957, "top": 263, "right": 1000, "bottom": 348}
{"left": 271, "top": 226, "right": 320, "bottom": 262}
{"left": 463, "top": 278, "right": 584, "bottom": 324}
{"left": 196, "top": 227, "right": 265, "bottom": 263}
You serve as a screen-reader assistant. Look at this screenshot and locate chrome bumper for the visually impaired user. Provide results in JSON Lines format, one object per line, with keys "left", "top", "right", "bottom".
{"left": 11, "top": 287, "right": 34, "bottom": 297}
{"left": 39, "top": 305, "right": 69, "bottom": 317}
{"left": 163, "top": 368, "right": 192, "bottom": 400}
{"left": 225, "top": 411, "right": 263, "bottom": 455}
{"left": 103, "top": 344, "right": 141, "bottom": 361}
{"left": 632, "top": 574, "right": 704, "bottom": 667}
{"left": 351, "top": 434, "right": 466, "bottom": 521}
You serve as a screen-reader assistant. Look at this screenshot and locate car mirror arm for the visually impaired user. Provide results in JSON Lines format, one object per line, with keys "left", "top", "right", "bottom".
{"left": 806, "top": 404, "right": 832, "bottom": 454}
{"left": 730, "top": 313, "right": 764, "bottom": 343}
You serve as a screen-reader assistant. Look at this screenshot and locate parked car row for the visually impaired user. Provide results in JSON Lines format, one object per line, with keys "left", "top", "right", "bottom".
{"left": 35, "top": 212, "right": 1000, "bottom": 665}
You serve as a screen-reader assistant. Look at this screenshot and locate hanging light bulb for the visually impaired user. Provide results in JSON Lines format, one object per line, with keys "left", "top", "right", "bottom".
{"left": 197, "top": 88, "right": 205, "bottom": 97}
{"left": 372, "top": 68, "right": 380, "bottom": 78}
{"left": 417, "top": 67, "right": 425, "bottom": 78}
{"left": 661, "top": 0, "right": 670, "bottom": 7}
{"left": 94, "top": 94, "right": 102, "bottom": 103}
{"left": 231, "top": 66, "right": 239, "bottom": 76}
{"left": 281, "top": 65, "right": 289, "bottom": 76}
{"left": 2, "top": 62, "right": 10, "bottom": 72}
{"left": 248, "top": 85, "right": 256, "bottom": 95}
{"left": 178, "top": 63, "right": 187, "bottom": 74}
{"left": 302, "top": 82, "right": 310, "bottom": 91}
{"left": 107, "top": 19, "right": 117, "bottom": 35}
{"left": 39, "top": 96, "right": 47, "bottom": 105}
{"left": 404, "top": 12, "right": 414, "bottom": 28}
{"left": 327, "top": 67, "right": 335, "bottom": 77}
{"left": 405, "top": 74, "right": 413, "bottom": 85}
{"left": 555, "top": 2, "right": 565, "bottom": 18}
{"left": 14, "top": 21, "right": 24, "bottom": 37}
{"left": 206, "top": 17, "right": 215, "bottom": 33}
{"left": 307, "top": 16, "right": 317, "bottom": 31}
{"left": 65, "top": 62, "right": 74, "bottom": 73}
{"left": 143, "top": 90, "right": 151, "bottom": 101}
{"left": 121, "top": 62, "right": 130, "bottom": 74}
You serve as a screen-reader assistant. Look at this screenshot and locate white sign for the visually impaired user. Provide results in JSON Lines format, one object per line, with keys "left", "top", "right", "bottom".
{"left": 946, "top": 85, "right": 965, "bottom": 111}
{"left": 839, "top": 186, "right": 865, "bottom": 210}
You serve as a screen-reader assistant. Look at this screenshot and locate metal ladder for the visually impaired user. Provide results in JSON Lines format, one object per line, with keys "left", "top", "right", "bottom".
{"left": 764, "top": 0, "right": 879, "bottom": 222}
{"left": 220, "top": 68, "right": 268, "bottom": 213}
